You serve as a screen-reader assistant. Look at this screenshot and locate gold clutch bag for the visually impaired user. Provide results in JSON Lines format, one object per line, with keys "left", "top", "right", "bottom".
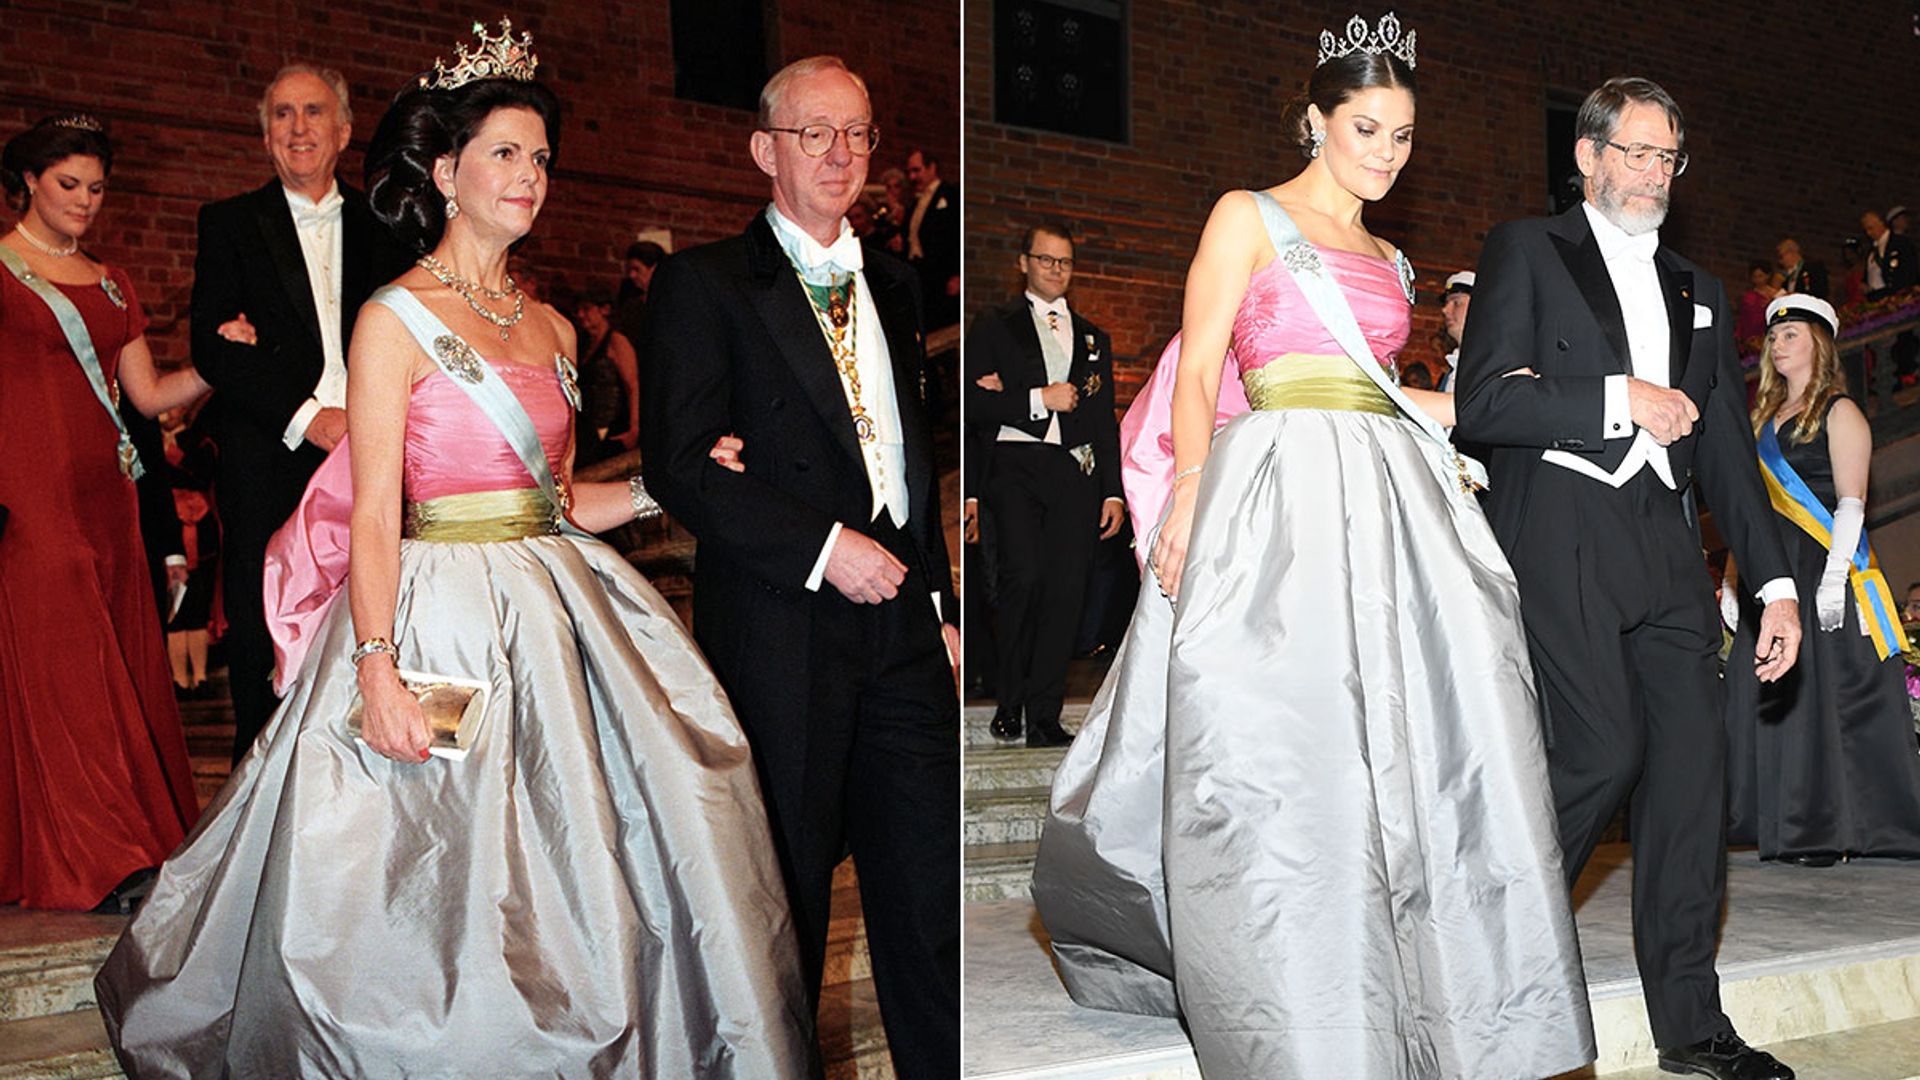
{"left": 346, "top": 670, "right": 490, "bottom": 761}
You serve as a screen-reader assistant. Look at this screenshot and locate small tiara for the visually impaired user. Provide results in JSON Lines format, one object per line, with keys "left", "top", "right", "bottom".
{"left": 49, "top": 114, "right": 104, "bottom": 133}
{"left": 1317, "top": 13, "right": 1417, "bottom": 70}
{"left": 419, "top": 17, "right": 538, "bottom": 92}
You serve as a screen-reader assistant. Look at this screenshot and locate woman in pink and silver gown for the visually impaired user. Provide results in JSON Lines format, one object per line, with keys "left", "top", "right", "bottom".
{"left": 1031, "top": 36, "right": 1594, "bottom": 1080}
{"left": 95, "top": 33, "right": 812, "bottom": 1079}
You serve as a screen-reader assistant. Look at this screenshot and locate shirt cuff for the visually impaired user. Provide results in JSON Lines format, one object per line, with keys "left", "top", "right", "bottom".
{"left": 1602, "top": 375, "right": 1632, "bottom": 440}
{"left": 1028, "top": 388, "right": 1047, "bottom": 422}
{"left": 283, "top": 397, "right": 323, "bottom": 450}
{"left": 805, "top": 521, "right": 845, "bottom": 592}
{"left": 164, "top": 554, "right": 188, "bottom": 568}
{"left": 1756, "top": 577, "right": 1799, "bottom": 606}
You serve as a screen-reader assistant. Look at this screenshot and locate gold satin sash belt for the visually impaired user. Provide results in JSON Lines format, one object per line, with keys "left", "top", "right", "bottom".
{"left": 1242, "top": 353, "right": 1399, "bottom": 417}
{"left": 404, "top": 487, "right": 562, "bottom": 543}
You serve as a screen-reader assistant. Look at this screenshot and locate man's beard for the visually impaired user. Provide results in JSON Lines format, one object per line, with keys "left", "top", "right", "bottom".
{"left": 1593, "top": 169, "right": 1670, "bottom": 236}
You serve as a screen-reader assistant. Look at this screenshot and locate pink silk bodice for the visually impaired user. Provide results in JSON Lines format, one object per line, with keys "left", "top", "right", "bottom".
{"left": 402, "top": 363, "right": 574, "bottom": 501}
{"left": 1229, "top": 247, "right": 1411, "bottom": 376}
{"left": 1118, "top": 244, "right": 1412, "bottom": 562}
{"left": 263, "top": 356, "right": 575, "bottom": 689}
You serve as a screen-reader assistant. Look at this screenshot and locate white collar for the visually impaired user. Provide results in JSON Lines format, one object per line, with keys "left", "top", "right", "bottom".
{"left": 1025, "top": 289, "right": 1069, "bottom": 316}
{"left": 282, "top": 181, "right": 343, "bottom": 215}
{"left": 765, "top": 203, "right": 862, "bottom": 284}
{"left": 1582, "top": 200, "right": 1659, "bottom": 262}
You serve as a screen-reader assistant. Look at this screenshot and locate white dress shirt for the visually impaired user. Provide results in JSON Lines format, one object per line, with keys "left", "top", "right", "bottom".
{"left": 907, "top": 179, "right": 940, "bottom": 261}
{"left": 763, "top": 206, "right": 921, "bottom": 603}
{"left": 1548, "top": 203, "right": 1795, "bottom": 606}
{"left": 279, "top": 182, "right": 347, "bottom": 449}
{"left": 999, "top": 290, "right": 1073, "bottom": 446}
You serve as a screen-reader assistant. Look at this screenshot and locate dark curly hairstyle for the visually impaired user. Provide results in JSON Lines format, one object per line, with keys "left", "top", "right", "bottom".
{"left": 2, "top": 115, "right": 113, "bottom": 212}
{"left": 1282, "top": 51, "right": 1417, "bottom": 160}
{"left": 365, "top": 78, "right": 562, "bottom": 254}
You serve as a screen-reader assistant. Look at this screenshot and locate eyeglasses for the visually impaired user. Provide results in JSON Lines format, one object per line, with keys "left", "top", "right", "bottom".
{"left": 1024, "top": 253, "right": 1074, "bottom": 271}
{"left": 1603, "top": 139, "right": 1689, "bottom": 177}
{"left": 761, "top": 123, "right": 880, "bottom": 158}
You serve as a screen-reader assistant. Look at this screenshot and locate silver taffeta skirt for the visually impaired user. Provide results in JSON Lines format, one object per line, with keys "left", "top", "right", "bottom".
{"left": 96, "top": 530, "right": 815, "bottom": 1078}
{"left": 1033, "top": 359, "right": 1596, "bottom": 1079}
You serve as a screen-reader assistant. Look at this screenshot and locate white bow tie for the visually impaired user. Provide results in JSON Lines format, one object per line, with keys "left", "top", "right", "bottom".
{"left": 785, "top": 223, "right": 863, "bottom": 285}
{"left": 1608, "top": 230, "right": 1659, "bottom": 263}
{"left": 289, "top": 189, "right": 343, "bottom": 230}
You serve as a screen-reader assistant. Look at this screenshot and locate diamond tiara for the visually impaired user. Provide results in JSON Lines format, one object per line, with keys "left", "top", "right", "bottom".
{"left": 50, "top": 114, "right": 104, "bottom": 132}
{"left": 419, "top": 17, "right": 538, "bottom": 91}
{"left": 1317, "top": 13, "right": 1417, "bottom": 70}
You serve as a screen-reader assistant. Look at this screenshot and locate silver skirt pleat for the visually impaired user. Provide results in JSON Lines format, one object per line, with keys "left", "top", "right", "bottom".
{"left": 1034, "top": 408, "right": 1596, "bottom": 1079}
{"left": 97, "top": 535, "right": 815, "bottom": 1079}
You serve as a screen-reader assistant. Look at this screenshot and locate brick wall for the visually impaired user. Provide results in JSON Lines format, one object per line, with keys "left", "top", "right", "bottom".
{"left": 1, "top": 0, "right": 959, "bottom": 369}
{"left": 965, "top": 0, "right": 1920, "bottom": 404}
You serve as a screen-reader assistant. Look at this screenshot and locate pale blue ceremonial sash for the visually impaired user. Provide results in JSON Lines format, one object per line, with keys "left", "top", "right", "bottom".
{"left": 371, "top": 285, "right": 590, "bottom": 539}
{"left": 1755, "top": 419, "right": 1908, "bottom": 659}
{"left": 0, "top": 245, "right": 144, "bottom": 480}
{"left": 1247, "top": 190, "right": 1488, "bottom": 495}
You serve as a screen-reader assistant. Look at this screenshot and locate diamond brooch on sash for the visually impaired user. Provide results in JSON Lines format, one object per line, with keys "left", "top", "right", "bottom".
{"left": 555, "top": 353, "right": 581, "bottom": 410}
{"left": 434, "top": 335, "right": 486, "bottom": 383}
{"left": 98, "top": 276, "right": 127, "bottom": 309}
{"left": 1282, "top": 243, "right": 1324, "bottom": 276}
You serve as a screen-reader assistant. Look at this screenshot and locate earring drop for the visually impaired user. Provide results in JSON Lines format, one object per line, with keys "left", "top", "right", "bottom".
{"left": 445, "top": 194, "right": 460, "bottom": 219}
{"left": 1309, "top": 129, "right": 1326, "bottom": 159}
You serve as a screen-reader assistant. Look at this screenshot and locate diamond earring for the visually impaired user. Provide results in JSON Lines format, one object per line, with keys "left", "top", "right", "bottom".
{"left": 1309, "top": 129, "right": 1326, "bottom": 159}
{"left": 445, "top": 194, "right": 460, "bottom": 219}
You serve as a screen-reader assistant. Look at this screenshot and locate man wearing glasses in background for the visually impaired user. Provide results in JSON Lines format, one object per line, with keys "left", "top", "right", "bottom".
{"left": 1455, "top": 77, "right": 1799, "bottom": 1080}
{"left": 964, "top": 223, "right": 1121, "bottom": 748}
{"left": 640, "top": 54, "right": 959, "bottom": 1080}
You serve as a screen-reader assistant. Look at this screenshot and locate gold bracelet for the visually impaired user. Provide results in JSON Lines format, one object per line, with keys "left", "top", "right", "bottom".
{"left": 350, "top": 637, "right": 398, "bottom": 666}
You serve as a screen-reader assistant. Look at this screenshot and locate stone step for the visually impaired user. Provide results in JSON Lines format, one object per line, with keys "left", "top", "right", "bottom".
{"left": 964, "top": 746, "right": 1069, "bottom": 794}
{"left": 819, "top": 977, "right": 894, "bottom": 1080}
{"left": 824, "top": 861, "right": 871, "bottom": 989}
{"left": 0, "top": 1009, "right": 120, "bottom": 1080}
{"left": 964, "top": 842, "right": 1036, "bottom": 903}
{"left": 964, "top": 787, "right": 1050, "bottom": 848}
{"left": 0, "top": 912, "right": 123, "bottom": 1024}
{"left": 962, "top": 703, "right": 1088, "bottom": 748}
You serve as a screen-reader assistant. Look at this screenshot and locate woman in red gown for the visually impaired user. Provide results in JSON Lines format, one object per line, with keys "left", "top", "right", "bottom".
{"left": 0, "top": 115, "right": 208, "bottom": 910}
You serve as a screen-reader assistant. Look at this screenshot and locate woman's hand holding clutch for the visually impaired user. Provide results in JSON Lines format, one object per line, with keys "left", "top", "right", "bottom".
{"left": 356, "top": 657, "right": 433, "bottom": 764}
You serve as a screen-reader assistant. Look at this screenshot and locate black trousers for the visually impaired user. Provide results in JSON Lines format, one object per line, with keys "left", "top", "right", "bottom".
{"left": 221, "top": 538, "right": 280, "bottom": 764}
{"left": 985, "top": 443, "right": 1100, "bottom": 724}
{"left": 772, "top": 521, "right": 959, "bottom": 1080}
{"left": 1507, "top": 467, "right": 1732, "bottom": 1049}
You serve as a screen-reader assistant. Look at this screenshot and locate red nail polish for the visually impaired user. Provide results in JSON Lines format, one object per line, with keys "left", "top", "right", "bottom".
{"left": 419, "top": 748, "right": 432, "bottom": 761}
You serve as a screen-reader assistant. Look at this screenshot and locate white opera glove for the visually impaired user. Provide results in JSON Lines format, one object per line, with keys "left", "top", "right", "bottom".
{"left": 1817, "top": 496, "right": 1865, "bottom": 633}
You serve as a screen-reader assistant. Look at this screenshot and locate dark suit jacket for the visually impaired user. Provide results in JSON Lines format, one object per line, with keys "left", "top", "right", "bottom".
{"left": 1453, "top": 203, "right": 1789, "bottom": 588}
{"left": 910, "top": 180, "right": 960, "bottom": 314}
{"left": 641, "top": 214, "right": 955, "bottom": 717}
{"left": 1780, "top": 259, "right": 1828, "bottom": 299}
{"left": 1867, "top": 233, "right": 1918, "bottom": 295}
{"left": 963, "top": 295, "right": 1122, "bottom": 502}
{"left": 191, "top": 179, "right": 405, "bottom": 544}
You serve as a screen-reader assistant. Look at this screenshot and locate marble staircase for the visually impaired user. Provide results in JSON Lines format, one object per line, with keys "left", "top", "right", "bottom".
{"left": 962, "top": 704, "right": 1085, "bottom": 903}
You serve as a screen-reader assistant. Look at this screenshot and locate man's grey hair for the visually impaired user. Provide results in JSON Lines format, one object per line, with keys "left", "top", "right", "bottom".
{"left": 258, "top": 63, "right": 353, "bottom": 134}
{"left": 1574, "top": 76, "right": 1684, "bottom": 150}
{"left": 757, "top": 55, "right": 868, "bottom": 128}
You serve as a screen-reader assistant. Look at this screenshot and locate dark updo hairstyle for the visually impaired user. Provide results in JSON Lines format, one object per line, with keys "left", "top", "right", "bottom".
{"left": 2, "top": 114, "right": 113, "bottom": 212}
{"left": 365, "top": 77, "right": 562, "bottom": 254}
{"left": 1283, "top": 51, "right": 1417, "bottom": 160}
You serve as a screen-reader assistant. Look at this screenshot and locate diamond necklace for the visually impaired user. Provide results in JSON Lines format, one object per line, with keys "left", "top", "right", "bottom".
{"left": 416, "top": 253, "right": 524, "bottom": 340}
{"left": 13, "top": 223, "right": 78, "bottom": 257}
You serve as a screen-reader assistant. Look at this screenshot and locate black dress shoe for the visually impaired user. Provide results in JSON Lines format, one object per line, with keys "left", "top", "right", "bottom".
{"left": 90, "top": 867, "right": 159, "bottom": 916}
{"left": 1658, "top": 1031, "right": 1794, "bottom": 1079}
{"left": 1784, "top": 852, "right": 1839, "bottom": 867}
{"left": 1026, "top": 715, "right": 1073, "bottom": 749}
{"left": 989, "top": 707, "right": 1022, "bottom": 742}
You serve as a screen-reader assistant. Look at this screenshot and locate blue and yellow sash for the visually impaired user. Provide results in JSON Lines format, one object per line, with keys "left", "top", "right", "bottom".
{"left": 0, "top": 245, "right": 143, "bottom": 480}
{"left": 1756, "top": 419, "right": 1908, "bottom": 659}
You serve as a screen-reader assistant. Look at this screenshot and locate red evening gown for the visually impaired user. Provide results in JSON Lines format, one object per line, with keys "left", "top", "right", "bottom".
{"left": 0, "top": 261, "right": 198, "bottom": 910}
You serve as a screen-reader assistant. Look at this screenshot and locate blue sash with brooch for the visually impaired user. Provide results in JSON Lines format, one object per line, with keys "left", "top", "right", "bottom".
{"left": 0, "top": 245, "right": 144, "bottom": 479}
